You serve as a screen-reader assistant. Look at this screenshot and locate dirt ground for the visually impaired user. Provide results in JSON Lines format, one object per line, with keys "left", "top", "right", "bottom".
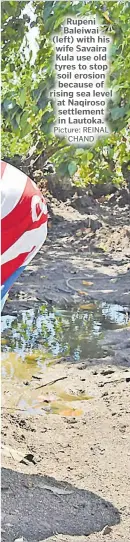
{"left": 1, "top": 193, "right": 130, "bottom": 542}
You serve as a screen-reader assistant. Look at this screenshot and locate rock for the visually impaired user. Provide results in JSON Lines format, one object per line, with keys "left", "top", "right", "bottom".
{"left": 102, "top": 524, "right": 112, "bottom": 535}
{"left": 72, "top": 194, "right": 93, "bottom": 211}
{"left": 101, "top": 369, "right": 115, "bottom": 376}
{"left": 89, "top": 215, "right": 102, "bottom": 232}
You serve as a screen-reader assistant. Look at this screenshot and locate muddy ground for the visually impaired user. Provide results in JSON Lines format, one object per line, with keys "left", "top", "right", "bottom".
{"left": 1, "top": 192, "right": 130, "bottom": 542}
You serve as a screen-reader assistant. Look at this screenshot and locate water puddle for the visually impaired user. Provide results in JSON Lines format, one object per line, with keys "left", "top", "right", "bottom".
{"left": 1, "top": 302, "right": 129, "bottom": 417}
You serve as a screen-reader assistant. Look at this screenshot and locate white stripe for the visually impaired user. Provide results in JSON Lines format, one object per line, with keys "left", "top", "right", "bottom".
{"left": 1, "top": 222, "right": 47, "bottom": 265}
{"left": 1, "top": 163, "right": 27, "bottom": 219}
{"left": 31, "top": 195, "right": 47, "bottom": 221}
{"left": 21, "top": 233, "right": 47, "bottom": 267}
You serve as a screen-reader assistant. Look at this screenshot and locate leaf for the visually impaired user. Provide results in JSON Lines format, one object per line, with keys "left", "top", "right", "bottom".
{"left": 43, "top": 1, "right": 54, "bottom": 23}
{"left": 40, "top": 484, "right": 73, "bottom": 495}
{"left": 76, "top": 230, "right": 82, "bottom": 237}
{"left": 82, "top": 281, "right": 93, "bottom": 286}
{"left": 54, "top": 16, "right": 66, "bottom": 30}
{"left": 20, "top": 111, "right": 29, "bottom": 128}
{"left": 50, "top": 401, "right": 82, "bottom": 417}
{"left": 60, "top": 408, "right": 83, "bottom": 417}
{"left": 80, "top": 303, "right": 96, "bottom": 310}
{"left": 19, "top": 88, "right": 26, "bottom": 108}
{"left": 11, "top": 117, "right": 19, "bottom": 130}
{"left": 37, "top": 92, "right": 48, "bottom": 110}
{"left": 3, "top": 98, "right": 15, "bottom": 112}
{"left": 68, "top": 161, "right": 77, "bottom": 176}
{"left": 111, "top": 106, "right": 127, "bottom": 120}
{"left": 1, "top": 338, "right": 7, "bottom": 345}
{"left": 103, "top": 11, "right": 112, "bottom": 24}
{"left": 16, "top": 112, "right": 21, "bottom": 125}
{"left": 25, "top": 350, "right": 48, "bottom": 364}
{"left": 87, "top": 152, "right": 93, "bottom": 161}
{"left": 79, "top": 304, "right": 92, "bottom": 310}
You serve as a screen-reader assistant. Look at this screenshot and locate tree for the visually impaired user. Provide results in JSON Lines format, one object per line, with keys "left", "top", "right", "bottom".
{"left": 1, "top": 1, "right": 130, "bottom": 188}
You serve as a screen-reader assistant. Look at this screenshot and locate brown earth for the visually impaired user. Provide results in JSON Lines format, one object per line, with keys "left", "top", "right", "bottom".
{"left": 1, "top": 192, "right": 130, "bottom": 542}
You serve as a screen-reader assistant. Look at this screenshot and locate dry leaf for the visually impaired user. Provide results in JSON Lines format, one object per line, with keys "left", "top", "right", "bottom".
{"left": 82, "top": 280, "right": 93, "bottom": 286}
{"left": 51, "top": 402, "right": 82, "bottom": 417}
{"left": 76, "top": 230, "right": 82, "bottom": 237}
{"left": 1, "top": 338, "right": 7, "bottom": 345}
{"left": 81, "top": 303, "right": 96, "bottom": 310}
{"left": 103, "top": 11, "right": 112, "bottom": 24}
{"left": 79, "top": 304, "right": 91, "bottom": 310}
{"left": 24, "top": 353, "right": 38, "bottom": 363}
{"left": 61, "top": 408, "right": 82, "bottom": 417}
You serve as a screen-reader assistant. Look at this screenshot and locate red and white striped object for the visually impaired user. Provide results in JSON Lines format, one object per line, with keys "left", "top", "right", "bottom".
{"left": 1, "top": 160, "right": 48, "bottom": 309}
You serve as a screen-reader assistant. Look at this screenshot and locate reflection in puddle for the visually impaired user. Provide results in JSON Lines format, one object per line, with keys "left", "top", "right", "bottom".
{"left": 2, "top": 353, "right": 91, "bottom": 417}
{"left": 16, "top": 388, "right": 91, "bottom": 418}
{"left": 2, "top": 302, "right": 128, "bottom": 361}
{"left": 1, "top": 302, "right": 129, "bottom": 416}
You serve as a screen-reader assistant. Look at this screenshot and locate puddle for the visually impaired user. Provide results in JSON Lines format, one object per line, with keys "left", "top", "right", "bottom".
{"left": 1, "top": 302, "right": 129, "bottom": 363}
{"left": 1, "top": 302, "right": 129, "bottom": 417}
{"left": 2, "top": 372, "right": 89, "bottom": 417}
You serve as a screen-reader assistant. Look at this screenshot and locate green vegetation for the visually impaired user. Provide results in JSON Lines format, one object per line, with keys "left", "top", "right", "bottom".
{"left": 1, "top": 1, "right": 130, "bottom": 189}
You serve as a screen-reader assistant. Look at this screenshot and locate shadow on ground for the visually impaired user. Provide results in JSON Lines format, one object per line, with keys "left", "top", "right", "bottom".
{"left": 2, "top": 468, "right": 120, "bottom": 541}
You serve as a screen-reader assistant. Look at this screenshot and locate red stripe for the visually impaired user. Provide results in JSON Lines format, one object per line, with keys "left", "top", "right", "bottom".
{"left": 2, "top": 176, "right": 43, "bottom": 227}
{"left": 1, "top": 161, "right": 7, "bottom": 178}
{"left": 1, "top": 177, "right": 47, "bottom": 253}
{"left": 1, "top": 212, "right": 47, "bottom": 254}
{"left": 1, "top": 249, "right": 35, "bottom": 284}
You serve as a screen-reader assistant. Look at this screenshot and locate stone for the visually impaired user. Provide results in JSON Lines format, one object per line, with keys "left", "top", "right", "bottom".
{"left": 89, "top": 215, "right": 102, "bottom": 232}
{"left": 102, "top": 524, "right": 112, "bottom": 535}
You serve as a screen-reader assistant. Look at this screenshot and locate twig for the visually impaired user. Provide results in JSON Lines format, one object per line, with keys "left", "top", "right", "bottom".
{"left": 66, "top": 276, "right": 88, "bottom": 293}
{"left": 32, "top": 375, "right": 42, "bottom": 380}
{"left": 99, "top": 377, "right": 129, "bottom": 387}
{"left": 35, "top": 376, "right": 67, "bottom": 390}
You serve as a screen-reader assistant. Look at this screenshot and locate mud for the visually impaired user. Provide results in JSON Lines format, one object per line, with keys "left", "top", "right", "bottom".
{"left": 1, "top": 195, "right": 130, "bottom": 542}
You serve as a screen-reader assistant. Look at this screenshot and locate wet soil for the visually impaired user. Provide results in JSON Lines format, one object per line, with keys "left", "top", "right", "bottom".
{"left": 2, "top": 192, "right": 130, "bottom": 314}
{"left": 1, "top": 194, "right": 130, "bottom": 542}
